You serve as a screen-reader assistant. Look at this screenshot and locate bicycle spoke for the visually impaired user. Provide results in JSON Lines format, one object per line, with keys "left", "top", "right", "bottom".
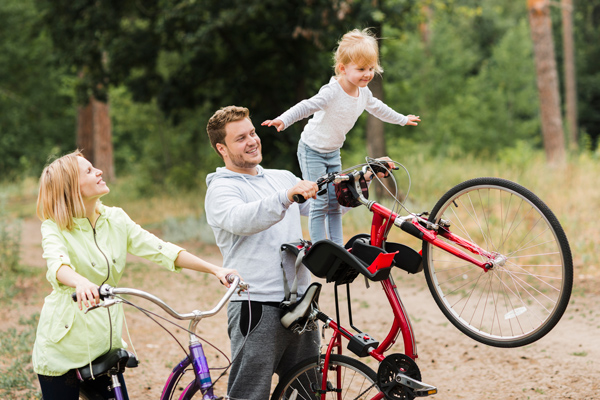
{"left": 423, "top": 178, "right": 572, "bottom": 347}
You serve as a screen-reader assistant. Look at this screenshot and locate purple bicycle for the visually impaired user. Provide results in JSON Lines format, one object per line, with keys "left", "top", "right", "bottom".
{"left": 74, "top": 275, "right": 247, "bottom": 400}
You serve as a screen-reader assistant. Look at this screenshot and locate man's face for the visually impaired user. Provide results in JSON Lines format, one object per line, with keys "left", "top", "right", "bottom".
{"left": 219, "top": 118, "right": 262, "bottom": 173}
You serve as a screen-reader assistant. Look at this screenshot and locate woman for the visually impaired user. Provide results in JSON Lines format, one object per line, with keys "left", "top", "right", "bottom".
{"left": 32, "top": 150, "right": 237, "bottom": 399}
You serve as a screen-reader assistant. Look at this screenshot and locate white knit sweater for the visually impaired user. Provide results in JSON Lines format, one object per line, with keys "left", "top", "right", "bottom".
{"left": 277, "top": 77, "right": 409, "bottom": 153}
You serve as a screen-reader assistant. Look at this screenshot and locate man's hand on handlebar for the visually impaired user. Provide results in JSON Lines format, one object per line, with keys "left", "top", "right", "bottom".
{"left": 288, "top": 180, "right": 319, "bottom": 203}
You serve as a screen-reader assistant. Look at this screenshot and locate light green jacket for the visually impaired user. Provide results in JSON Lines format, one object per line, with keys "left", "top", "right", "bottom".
{"left": 32, "top": 204, "right": 183, "bottom": 376}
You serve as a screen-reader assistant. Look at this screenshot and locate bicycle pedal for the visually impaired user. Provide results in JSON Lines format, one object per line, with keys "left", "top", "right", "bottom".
{"left": 414, "top": 387, "right": 438, "bottom": 397}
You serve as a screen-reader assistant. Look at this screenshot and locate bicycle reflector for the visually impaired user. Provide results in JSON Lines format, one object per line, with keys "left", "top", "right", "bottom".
{"left": 334, "top": 174, "right": 368, "bottom": 207}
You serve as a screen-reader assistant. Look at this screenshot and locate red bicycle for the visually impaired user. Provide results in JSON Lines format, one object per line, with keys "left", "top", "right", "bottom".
{"left": 272, "top": 159, "right": 573, "bottom": 400}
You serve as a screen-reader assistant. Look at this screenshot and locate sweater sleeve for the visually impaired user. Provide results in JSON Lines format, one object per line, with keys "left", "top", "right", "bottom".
{"left": 364, "top": 88, "right": 409, "bottom": 126}
{"left": 277, "top": 84, "right": 333, "bottom": 130}
{"left": 205, "top": 181, "right": 293, "bottom": 236}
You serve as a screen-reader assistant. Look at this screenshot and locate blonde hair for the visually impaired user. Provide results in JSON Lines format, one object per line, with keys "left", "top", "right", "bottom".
{"left": 36, "top": 150, "right": 91, "bottom": 231}
{"left": 206, "top": 106, "right": 250, "bottom": 159}
{"left": 334, "top": 28, "right": 383, "bottom": 76}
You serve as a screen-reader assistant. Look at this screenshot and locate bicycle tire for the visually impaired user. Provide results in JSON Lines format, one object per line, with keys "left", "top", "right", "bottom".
{"left": 422, "top": 177, "right": 573, "bottom": 347}
{"left": 271, "top": 354, "right": 379, "bottom": 400}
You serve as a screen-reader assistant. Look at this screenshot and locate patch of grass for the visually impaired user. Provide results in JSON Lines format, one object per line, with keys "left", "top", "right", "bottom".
{"left": 0, "top": 196, "right": 23, "bottom": 303}
{"left": 0, "top": 313, "right": 41, "bottom": 399}
{"left": 570, "top": 351, "right": 588, "bottom": 357}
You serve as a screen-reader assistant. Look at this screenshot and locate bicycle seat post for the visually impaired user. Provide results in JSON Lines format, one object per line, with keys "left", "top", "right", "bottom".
{"left": 109, "top": 373, "right": 126, "bottom": 400}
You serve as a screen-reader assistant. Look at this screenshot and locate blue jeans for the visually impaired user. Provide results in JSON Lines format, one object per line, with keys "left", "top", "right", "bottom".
{"left": 297, "top": 140, "right": 343, "bottom": 245}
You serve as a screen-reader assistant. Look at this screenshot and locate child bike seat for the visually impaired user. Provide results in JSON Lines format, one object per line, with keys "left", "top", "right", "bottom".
{"left": 77, "top": 348, "right": 138, "bottom": 380}
{"left": 302, "top": 240, "right": 393, "bottom": 285}
{"left": 345, "top": 234, "right": 423, "bottom": 275}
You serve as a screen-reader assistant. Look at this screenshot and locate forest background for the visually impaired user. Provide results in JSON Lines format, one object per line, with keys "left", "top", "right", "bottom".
{"left": 1, "top": 0, "right": 600, "bottom": 398}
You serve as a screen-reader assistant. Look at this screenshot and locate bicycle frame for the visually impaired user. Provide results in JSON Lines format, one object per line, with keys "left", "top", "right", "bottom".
{"left": 160, "top": 341, "right": 217, "bottom": 400}
{"left": 81, "top": 277, "right": 244, "bottom": 400}
{"left": 313, "top": 195, "right": 500, "bottom": 400}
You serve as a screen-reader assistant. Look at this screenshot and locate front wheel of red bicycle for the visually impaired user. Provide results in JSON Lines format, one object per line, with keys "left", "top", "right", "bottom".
{"left": 422, "top": 178, "right": 573, "bottom": 348}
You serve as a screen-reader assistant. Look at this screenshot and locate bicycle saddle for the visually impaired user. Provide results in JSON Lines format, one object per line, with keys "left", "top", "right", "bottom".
{"left": 77, "top": 348, "right": 139, "bottom": 380}
{"left": 280, "top": 282, "right": 322, "bottom": 334}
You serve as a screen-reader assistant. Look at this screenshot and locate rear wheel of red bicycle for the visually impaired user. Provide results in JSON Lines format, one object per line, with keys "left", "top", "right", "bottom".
{"left": 271, "top": 354, "right": 379, "bottom": 400}
{"left": 422, "top": 178, "right": 573, "bottom": 348}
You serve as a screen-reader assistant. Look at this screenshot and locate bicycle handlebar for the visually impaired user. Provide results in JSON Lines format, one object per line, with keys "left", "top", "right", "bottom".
{"left": 73, "top": 275, "right": 248, "bottom": 321}
{"left": 292, "top": 159, "right": 398, "bottom": 204}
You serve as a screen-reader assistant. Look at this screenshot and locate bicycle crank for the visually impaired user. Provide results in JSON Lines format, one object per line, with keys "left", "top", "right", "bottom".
{"left": 377, "top": 353, "right": 437, "bottom": 399}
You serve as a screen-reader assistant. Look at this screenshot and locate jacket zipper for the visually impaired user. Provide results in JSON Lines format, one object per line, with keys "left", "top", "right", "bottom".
{"left": 90, "top": 221, "right": 114, "bottom": 351}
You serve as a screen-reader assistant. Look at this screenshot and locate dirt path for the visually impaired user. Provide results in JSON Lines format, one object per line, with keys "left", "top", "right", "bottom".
{"left": 8, "top": 218, "right": 600, "bottom": 399}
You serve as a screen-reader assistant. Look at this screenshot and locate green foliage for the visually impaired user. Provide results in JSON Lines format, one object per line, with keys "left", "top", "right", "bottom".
{"left": 383, "top": 2, "right": 540, "bottom": 159}
{"left": 0, "top": 198, "right": 21, "bottom": 274}
{"left": 0, "top": 0, "right": 75, "bottom": 180}
{"left": 0, "top": 314, "right": 41, "bottom": 399}
{"left": 572, "top": 1, "right": 600, "bottom": 147}
{"left": 1, "top": 0, "right": 600, "bottom": 183}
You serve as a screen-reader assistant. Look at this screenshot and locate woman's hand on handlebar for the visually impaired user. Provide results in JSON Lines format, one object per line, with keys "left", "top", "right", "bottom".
{"left": 56, "top": 265, "right": 100, "bottom": 310}
{"left": 288, "top": 180, "right": 318, "bottom": 203}
{"left": 216, "top": 268, "right": 241, "bottom": 288}
{"left": 74, "top": 281, "right": 100, "bottom": 310}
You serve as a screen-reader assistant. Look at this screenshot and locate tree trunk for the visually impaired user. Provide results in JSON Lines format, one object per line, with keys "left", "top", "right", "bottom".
{"left": 527, "top": 0, "right": 566, "bottom": 165}
{"left": 76, "top": 96, "right": 115, "bottom": 181}
{"left": 77, "top": 101, "right": 95, "bottom": 165}
{"left": 419, "top": 4, "right": 432, "bottom": 45}
{"left": 561, "top": 0, "right": 578, "bottom": 150}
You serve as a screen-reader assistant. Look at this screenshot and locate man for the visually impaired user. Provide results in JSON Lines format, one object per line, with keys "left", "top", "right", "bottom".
{"left": 204, "top": 105, "right": 320, "bottom": 399}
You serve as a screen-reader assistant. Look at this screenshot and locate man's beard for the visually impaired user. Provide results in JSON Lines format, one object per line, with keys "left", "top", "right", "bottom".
{"left": 228, "top": 146, "right": 262, "bottom": 169}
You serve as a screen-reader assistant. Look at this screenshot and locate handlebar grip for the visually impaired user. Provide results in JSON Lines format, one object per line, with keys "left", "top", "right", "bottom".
{"left": 72, "top": 292, "right": 103, "bottom": 302}
{"left": 292, "top": 194, "right": 307, "bottom": 204}
{"left": 368, "top": 161, "right": 391, "bottom": 175}
{"left": 71, "top": 284, "right": 110, "bottom": 302}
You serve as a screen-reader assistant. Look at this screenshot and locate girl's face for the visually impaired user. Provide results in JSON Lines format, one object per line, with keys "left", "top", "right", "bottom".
{"left": 340, "top": 62, "right": 375, "bottom": 88}
{"left": 77, "top": 156, "right": 110, "bottom": 201}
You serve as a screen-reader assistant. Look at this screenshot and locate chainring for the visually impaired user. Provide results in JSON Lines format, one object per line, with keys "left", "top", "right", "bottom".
{"left": 377, "top": 353, "right": 422, "bottom": 400}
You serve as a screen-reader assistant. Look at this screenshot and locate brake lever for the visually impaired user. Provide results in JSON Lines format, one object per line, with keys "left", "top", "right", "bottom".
{"left": 83, "top": 298, "right": 121, "bottom": 314}
{"left": 237, "top": 282, "right": 250, "bottom": 295}
{"left": 293, "top": 172, "right": 339, "bottom": 203}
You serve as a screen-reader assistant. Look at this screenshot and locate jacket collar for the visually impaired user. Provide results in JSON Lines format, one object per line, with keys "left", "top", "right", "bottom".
{"left": 73, "top": 203, "right": 106, "bottom": 231}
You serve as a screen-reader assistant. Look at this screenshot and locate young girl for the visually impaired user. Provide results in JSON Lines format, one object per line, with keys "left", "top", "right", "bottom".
{"left": 32, "top": 150, "right": 238, "bottom": 400}
{"left": 262, "top": 28, "right": 420, "bottom": 245}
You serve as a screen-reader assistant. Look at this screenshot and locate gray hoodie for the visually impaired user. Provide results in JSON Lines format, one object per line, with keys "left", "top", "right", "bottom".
{"left": 205, "top": 166, "right": 312, "bottom": 302}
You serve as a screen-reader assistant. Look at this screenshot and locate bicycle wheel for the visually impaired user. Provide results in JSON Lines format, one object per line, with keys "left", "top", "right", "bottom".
{"left": 422, "top": 178, "right": 573, "bottom": 347}
{"left": 271, "top": 354, "right": 379, "bottom": 400}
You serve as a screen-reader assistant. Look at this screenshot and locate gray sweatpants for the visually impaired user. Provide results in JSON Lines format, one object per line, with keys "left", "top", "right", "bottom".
{"left": 226, "top": 301, "right": 320, "bottom": 399}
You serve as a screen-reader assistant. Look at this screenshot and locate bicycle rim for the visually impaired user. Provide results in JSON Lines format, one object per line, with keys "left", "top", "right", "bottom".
{"left": 271, "top": 354, "right": 379, "bottom": 400}
{"left": 423, "top": 178, "right": 573, "bottom": 347}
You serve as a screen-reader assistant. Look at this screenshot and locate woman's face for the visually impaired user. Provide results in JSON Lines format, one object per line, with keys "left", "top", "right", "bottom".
{"left": 77, "top": 156, "right": 110, "bottom": 201}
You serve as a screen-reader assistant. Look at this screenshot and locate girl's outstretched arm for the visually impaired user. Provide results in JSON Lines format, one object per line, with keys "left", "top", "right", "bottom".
{"left": 405, "top": 115, "right": 421, "bottom": 126}
{"left": 261, "top": 119, "right": 285, "bottom": 132}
